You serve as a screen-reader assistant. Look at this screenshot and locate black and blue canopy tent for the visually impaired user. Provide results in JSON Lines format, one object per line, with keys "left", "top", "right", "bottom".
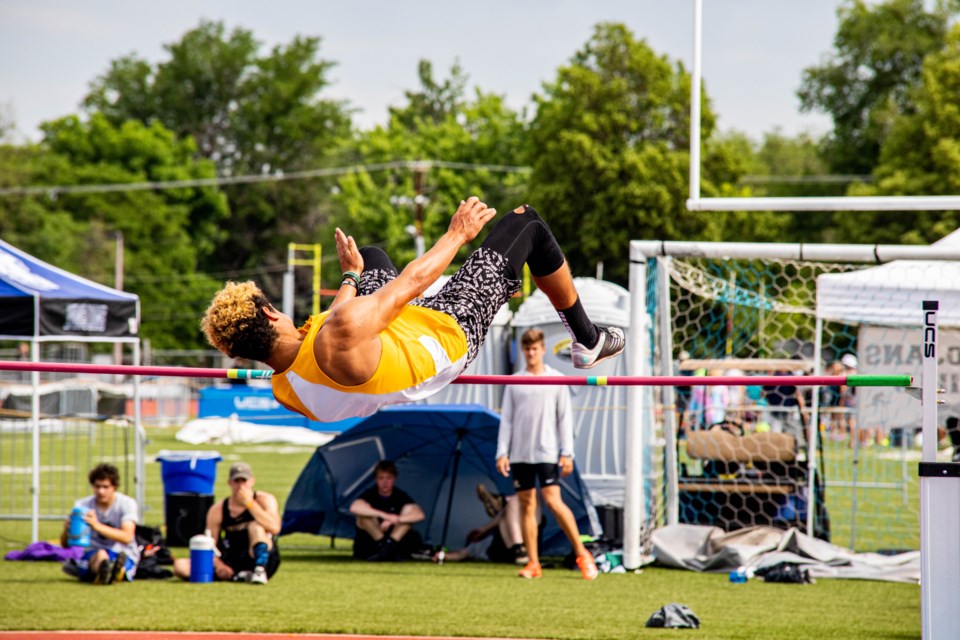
{"left": 0, "top": 238, "right": 141, "bottom": 540}
{"left": 282, "top": 404, "right": 602, "bottom": 557}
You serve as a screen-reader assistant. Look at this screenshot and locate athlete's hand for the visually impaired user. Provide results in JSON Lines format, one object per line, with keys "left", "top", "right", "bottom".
{"left": 558, "top": 455, "right": 574, "bottom": 478}
{"left": 448, "top": 196, "right": 496, "bottom": 244}
{"left": 335, "top": 228, "right": 363, "bottom": 274}
{"left": 496, "top": 455, "right": 511, "bottom": 477}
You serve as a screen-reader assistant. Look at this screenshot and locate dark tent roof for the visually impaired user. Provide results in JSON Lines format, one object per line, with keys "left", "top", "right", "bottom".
{"left": 282, "top": 404, "right": 602, "bottom": 556}
{"left": 0, "top": 239, "right": 139, "bottom": 339}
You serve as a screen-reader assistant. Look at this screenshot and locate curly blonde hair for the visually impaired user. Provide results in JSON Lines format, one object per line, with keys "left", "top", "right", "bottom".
{"left": 201, "top": 281, "right": 278, "bottom": 362}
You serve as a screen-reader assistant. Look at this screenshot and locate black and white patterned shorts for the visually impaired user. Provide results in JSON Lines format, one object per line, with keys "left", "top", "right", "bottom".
{"left": 358, "top": 247, "right": 520, "bottom": 365}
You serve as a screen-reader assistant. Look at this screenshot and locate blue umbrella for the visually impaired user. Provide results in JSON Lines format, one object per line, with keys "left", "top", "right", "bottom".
{"left": 282, "top": 404, "right": 601, "bottom": 555}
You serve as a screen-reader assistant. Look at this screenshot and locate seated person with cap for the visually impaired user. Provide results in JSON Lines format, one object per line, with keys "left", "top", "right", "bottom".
{"left": 350, "top": 460, "right": 425, "bottom": 561}
{"left": 172, "top": 462, "right": 281, "bottom": 584}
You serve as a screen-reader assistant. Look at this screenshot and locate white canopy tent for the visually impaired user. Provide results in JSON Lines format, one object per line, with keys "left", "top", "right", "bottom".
{"left": 817, "top": 228, "right": 960, "bottom": 327}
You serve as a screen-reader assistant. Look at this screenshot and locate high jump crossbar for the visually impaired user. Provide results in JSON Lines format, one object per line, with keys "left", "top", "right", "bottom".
{"left": 0, "top": 360, "right": 911, "bottom": 387}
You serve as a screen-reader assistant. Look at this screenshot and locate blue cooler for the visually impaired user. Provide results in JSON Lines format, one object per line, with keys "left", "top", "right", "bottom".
{"left": 157, "top": 450, "right": 222, "bottom": 546}
{"left": 189, "top": 532, "right": 216, "bottom": 583}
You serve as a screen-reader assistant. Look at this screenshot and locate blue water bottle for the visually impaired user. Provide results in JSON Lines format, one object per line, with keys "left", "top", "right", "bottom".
{"left": 189, "top": 531, "right": 216, "bottom": 583}
{"left": 729, "top": 566, "right": 749, "bottom": 584}
{"left": 68, "top": 507, "right": 91, "bottom": 547}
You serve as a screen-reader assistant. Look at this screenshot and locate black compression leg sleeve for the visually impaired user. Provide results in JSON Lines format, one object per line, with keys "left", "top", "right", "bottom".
{"left": 359, "top": 246, "right": 398, "bottom": 275}
{"left": 358, "top": 246, "right": 399, "bottom": 296}
{"left": 479, "top": 205, "right": 566, "bottom": 280}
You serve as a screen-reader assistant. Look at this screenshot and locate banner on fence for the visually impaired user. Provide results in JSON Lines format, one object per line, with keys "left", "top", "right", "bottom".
{"left": 859, "top": 326, "right": 960, "bottom": 429}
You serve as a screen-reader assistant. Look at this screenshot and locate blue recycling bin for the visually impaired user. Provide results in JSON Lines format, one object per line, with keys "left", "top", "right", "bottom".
{"left": 156, "top": 450, "right": 222, "bottom": 494}
{"left": 156, "top": 450, "right": 222, "bottom": 546}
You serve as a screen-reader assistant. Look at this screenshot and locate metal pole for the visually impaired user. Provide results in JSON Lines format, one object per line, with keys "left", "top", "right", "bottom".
{"left": 689, "top": 0, "right": 702, "bottom": 203}
{"left": 113, "top": 232, "right": 124, "bottom": 366}
{"left": 283, "top": 243, "right": 295, "bottom": 319}
{"left": 806, "top": 316, "right": 823, "bottom": 537}
{"left": 312, "top": 244, "right": 322, "bottom": 316}
{"left": 439, "top": 430, "right": 465, "bottom": 549}
{"left": 624, "top": 243, "right": 648, "bottom": 569}
{"left": 412, "top": 161, "right": 429, "bottom": 258}
{"left": 30, "top": 339, "right": 39, "bottom": 542}
{"left": 0, "top": 361, "right": 915, "bottom": 386}
{"left": 657, "top": 258, "right": 679, "bottom": 525}
{"left": 918, "top": 299, "right": 960, "bottom": 640}
{"left": 133, "top": 341, "right": 145, "bottom": 521}
{"left": 850, "top": 414, "right": 860, "bottom": 551}
{"left": 689, "top": 195, "right": 960, "bottom": 212}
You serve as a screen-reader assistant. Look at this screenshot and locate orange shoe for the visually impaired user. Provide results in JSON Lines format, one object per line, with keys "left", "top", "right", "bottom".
{"left": 576, "top": 554, "right": 599, "bottom": 580}
{"left": 517, "top": 561, "right": 542, "bottom": 579}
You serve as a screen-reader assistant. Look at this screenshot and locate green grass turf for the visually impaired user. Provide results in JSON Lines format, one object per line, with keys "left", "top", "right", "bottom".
{"left": 0, "top": 427, "right": 921, "bottom": 639}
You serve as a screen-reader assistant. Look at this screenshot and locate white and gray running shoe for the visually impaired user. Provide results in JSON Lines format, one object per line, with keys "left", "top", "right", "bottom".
{"left": 249, "top": 566, "right": 268, "bottom": 585}
{"left": 571, "top": 326, "right": 626, "bottom": 369}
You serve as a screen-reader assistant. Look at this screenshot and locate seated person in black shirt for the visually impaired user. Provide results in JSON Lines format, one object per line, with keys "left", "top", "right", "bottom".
{"left": 349, "top": 460, "right": 425, "bottom": 561}
{"left": 172, "top": 462, "right": 281, "bottom": 584}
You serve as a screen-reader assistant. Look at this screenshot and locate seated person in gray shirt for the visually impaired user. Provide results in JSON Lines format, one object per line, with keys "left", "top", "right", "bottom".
{"left": 61, "top": 463, "right": 139, "bottom": 584}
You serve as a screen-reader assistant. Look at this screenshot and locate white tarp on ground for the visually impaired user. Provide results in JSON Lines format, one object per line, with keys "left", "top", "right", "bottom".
{"left": 652, "top": 524, "right": 919, "bottom": 583}
{"left": 176, "top": 416, "right": 336, "bottom": 447}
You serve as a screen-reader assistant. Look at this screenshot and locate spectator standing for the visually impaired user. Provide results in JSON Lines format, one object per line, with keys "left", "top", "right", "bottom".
{"left": 496, "top": 328, "right": 599, "bottom": 580}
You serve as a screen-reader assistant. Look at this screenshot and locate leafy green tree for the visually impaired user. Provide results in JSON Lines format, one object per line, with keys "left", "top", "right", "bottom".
{"left": 833, "top": 23, "right": 960, "bottom": 244}
{"left": 329, "top": 62, "right": 529, "bottom": 283}
{"left": 798, "top": 0, "right": 953, "bottom": 174}
{"left": 0, "top": 114, "right": 228, "bottom": 349}
{"left": 83, "top": 20, "right": 353, "bottom": 272}
{"left": 743, "top": 130, "right": 851, "bottom": 242}
{"left": 526, "top": 23, "right": 785, "bottom": 285}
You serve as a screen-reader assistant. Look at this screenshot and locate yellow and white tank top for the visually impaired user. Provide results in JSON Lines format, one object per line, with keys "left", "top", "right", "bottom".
{"left": 272, "top": 305, "right": 468, "bottom": 422}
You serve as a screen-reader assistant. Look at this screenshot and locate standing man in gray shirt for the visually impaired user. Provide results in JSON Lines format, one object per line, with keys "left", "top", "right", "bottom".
{"left": 496, "top": 327, "right": 598, "bottom": 580}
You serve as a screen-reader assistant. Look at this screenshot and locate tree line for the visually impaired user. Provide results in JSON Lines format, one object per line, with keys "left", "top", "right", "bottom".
{"left": 1, "top": 0, "right": 959, "bottom": 350}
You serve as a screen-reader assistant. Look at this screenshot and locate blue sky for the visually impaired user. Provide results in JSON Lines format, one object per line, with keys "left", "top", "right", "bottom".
{"left": 0, "top": 1, "right": 842, "bottom": 142}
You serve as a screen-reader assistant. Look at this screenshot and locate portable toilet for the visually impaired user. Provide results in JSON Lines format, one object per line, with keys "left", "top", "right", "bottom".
{"left": 511, "top": 278, "right": 630, "bottom": 507}
{"left": 420, "top": 275, "right": 513, "bottom": 411}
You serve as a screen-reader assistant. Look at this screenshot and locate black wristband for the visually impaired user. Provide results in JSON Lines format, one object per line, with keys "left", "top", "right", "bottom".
{"left": 340, "top": 277, "right": 358, "bottom": 289}
{"left": 341, "top": 271, "right": 361, "bottom": 288}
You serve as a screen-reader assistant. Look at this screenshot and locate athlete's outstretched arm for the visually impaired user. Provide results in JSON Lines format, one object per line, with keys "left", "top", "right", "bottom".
{"left": 326, "top": 227, "right": 363, "bottom": 312}
{"left": 324, "top": 197, "right": 495, "bottom": 345}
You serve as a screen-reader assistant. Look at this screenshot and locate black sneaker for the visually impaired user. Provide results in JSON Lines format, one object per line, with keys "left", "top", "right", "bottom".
{"left": 108, "top": 552, "right": 127, "bottom": 584}
{"left": 367, "top": 538, "right": 398, "bottom": 562}
{"left": 571, "top": 326, "right": 626, "bottom": 369}
{"left": 94, "top": 558, "right": 112, "bottom": 585}
{"left": 511, "top": 543, "right": 529, "bottom": 565}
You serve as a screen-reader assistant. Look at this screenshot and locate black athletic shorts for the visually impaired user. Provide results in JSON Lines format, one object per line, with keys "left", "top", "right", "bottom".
{"left": 511, "top": 462, "right": 561, "bottom": 492}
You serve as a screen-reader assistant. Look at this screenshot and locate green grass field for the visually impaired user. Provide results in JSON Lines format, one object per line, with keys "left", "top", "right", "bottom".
{"left": 0, "top": 427, "right": 921, "bottom": 639}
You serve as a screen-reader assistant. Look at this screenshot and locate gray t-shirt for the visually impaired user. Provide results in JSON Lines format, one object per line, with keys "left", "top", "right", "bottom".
{"left": 496, "top": 365, "right": 574, "bottom": 464}
{"left": 75, "top": 492, "right": 140, "bottom": 564}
